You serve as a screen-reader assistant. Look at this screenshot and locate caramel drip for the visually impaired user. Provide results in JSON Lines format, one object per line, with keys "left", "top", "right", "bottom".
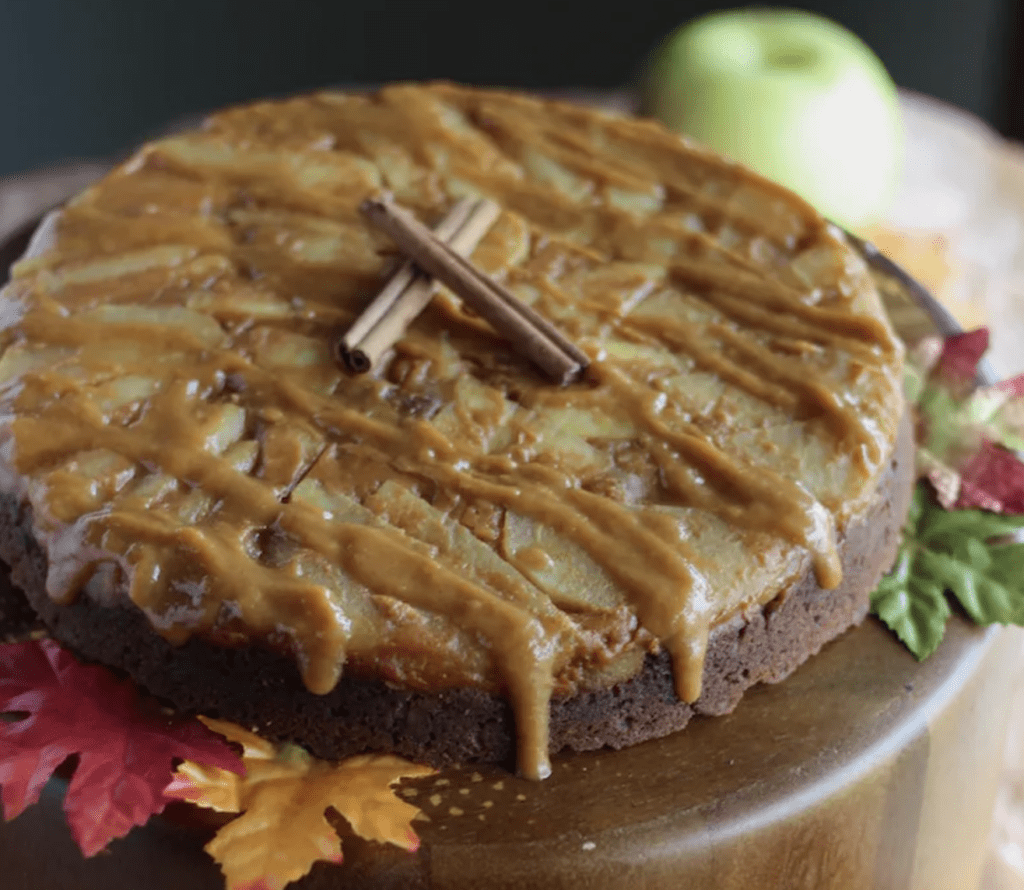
{"left": 594, "top": 364, "right": 842, "bottom": 591}
{"left": 408, "top": 457, "right": 713, "bottom": 700}
{"left": 669, "top": 256, "right": 896, "bottom": 347}
{"left": 437, "top": 85, "right": 821, "bottom": 244}
{"left": 710, "top": 324, "right": 881, "bottom": 460}
{"left": 0, "top": 85, "right": 904, "bottom": 778}
{"left": 624, "top": 314, "right": 802, "bottom": 414}
{"left": 686, "top": 286, "right": 886, "bottom": 362}
{"left": 625, "top": 314, "right": 882, "bottom": 464}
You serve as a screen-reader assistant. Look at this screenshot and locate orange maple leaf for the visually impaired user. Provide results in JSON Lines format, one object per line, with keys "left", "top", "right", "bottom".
{"left": 166, "top": 717, "right": 434, "bottom": 890}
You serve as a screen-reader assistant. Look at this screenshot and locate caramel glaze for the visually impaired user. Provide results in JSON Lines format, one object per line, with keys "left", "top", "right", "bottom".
{"left": 0, "top": 85, "right": 904, "bottom": 779}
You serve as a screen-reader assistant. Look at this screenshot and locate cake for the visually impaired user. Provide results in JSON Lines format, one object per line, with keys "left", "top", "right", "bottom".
{"left": 0, "top": 84, "right": 910, "bottom": 788}
{"left": 4, "top": 84, "right": 1021, "bottom": 890}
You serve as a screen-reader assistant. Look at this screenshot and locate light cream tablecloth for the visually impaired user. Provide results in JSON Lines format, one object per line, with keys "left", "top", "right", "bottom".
{"left": 882, "top": 98, "right": 1024, "bottom": 890}
{"left": 2, "top": 91, "right": 1023, "bottom": 889}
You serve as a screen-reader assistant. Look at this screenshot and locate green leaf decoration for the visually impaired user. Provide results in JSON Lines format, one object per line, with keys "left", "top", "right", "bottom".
{"left": 871, "top": 548, "right": 950, "bottom": 660}
{"left": 871, "top": 486, "right": 1024, "bottom": 659}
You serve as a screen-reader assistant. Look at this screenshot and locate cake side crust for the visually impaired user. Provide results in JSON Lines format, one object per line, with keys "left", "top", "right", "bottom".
{"left": 0, "top": 414, "right": 914, "bottom": 770}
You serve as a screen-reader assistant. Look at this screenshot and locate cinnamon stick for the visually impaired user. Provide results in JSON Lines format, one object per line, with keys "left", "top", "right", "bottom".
{"left": 338, "top": 197, "right": 494, "bottom": 372}
{"left": 360, "top": 197, "right": 589, "bottom": 385}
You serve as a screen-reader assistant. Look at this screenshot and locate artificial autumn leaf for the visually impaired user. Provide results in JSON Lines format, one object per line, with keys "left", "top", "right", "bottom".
{"left": 957, "top": 440, "right": 1024, "bottom": 513}
{"left": 0, "top": 639, "right": 244, "bottom": 856}
{"left": 934, "top": 327, "right": 990, "bottom": 387}
{"left": 871, "top": 487, "right": 1024, "bottom": 659}
{"left": 167, "top": 717, "right": 434, "bottom": 890}
{"left": 871, "top": 547, "right": 951, "bottom": 660}
{"left": 959, "top": 376, "right": 1024, "bottom": 453}
{"left": 908, "top": 328, "right": 1024, "bottom": 512}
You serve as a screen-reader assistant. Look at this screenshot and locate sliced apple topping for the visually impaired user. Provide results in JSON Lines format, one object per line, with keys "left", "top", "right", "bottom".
{"left": 570, "top": 262, "right": 665, "bottom": 318}
{"left": 788, "top": 240, "right": 852, "bottom": 297}
{"left": 715, "top": 223, "right": 745, "bottom": 252}
{"left": 0, "top": 344, "right": 73, "bottom": 388}
{"left": 287, "top": 478, "right": 414, "bottom": 649}
{"left": 658, "top": 370, "right": 728, "bottom": 420}
{"left": 36, "top": 244, "right": 199, "bottom": 289}
{"left": 650, "top": 504, "right": 807, "bottom": 626}
{"left": 285, "top": 152, "right": 382, "bottom": 194}
{"left": 197, "top": 402, "right": 247, "bottom": 456}
{"left": 221, "top": 439, "right": 260, "bottom": 476}
{"left": 521, "top": 149, "right": 594, "bottom": 204}
{"left": 367, "top": 482, "right": 553, "bottom": 605}
{"left": 75, "top": 304, "right": 226, "bottom": 349}
{"left": 173, "top": 487, "right": 217, "bottom": 525}
{"left": 118, "top": 471, "right": 178, "bottom": 510}
{"left": 501, "top": 509, "right": 624, "bottom": 612}
{"left": 523, "top": 405, "right": 629, "bottom": 474}
{"left": 469, "top": 211, "right": 531, "bottom": 275}
{"left": 255, "top": 421, "right": 325, "bottom": 496}
{"left": 91, "top": 375, "right": 162, "bottom": 421}
{"left": 600, "top": 338, "right": 691, "bottom": 376}
{"left": 227, "top": 208, "right": 383, "bottom": 275}
{"left": 728, "top": 423, "right": 850, "bottom": 511}
{"left": 605, "top": 184, "right": 665, "bottom": 217}
{"left": 250, "top": 327, "right": 336, "bottom": 371}
{"left": 361, "top": 137, "right": 431, "bottom": 199}
{"left": 186, "top": 288, "right": 295, "bottom": 322}
{"left": 36, "top": 448, "right": 137, "bottom": 521}
{"left": 430, "top": 375, "right": 518, "bottom": 453}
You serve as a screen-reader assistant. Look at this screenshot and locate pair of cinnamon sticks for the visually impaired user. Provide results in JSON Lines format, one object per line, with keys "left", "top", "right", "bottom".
{"left": 337, "top": 196, "right": 588, "bottom": 385}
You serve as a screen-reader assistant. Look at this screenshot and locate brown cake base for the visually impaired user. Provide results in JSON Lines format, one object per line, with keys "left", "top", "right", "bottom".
{"left": 1, "top": 578, "right": 1018, "bottom": 890}
{"left": 0, "top": 415, "right": 914, "bottom": 770}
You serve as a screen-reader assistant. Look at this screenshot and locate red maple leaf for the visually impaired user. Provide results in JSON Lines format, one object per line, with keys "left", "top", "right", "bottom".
{"left": 957, "top": 439, "right": 1024, "bottom": 515}
{"left": 0, "top": 639, "right": 244, "bottom": 856}
{"left": 936, "top": 328, "right": 990, "bottom": 388}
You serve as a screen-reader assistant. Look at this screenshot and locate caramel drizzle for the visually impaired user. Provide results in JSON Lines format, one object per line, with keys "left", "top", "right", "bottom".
{"left": 668, "top": 257, "right": 896, "bottom": 346}
{"left": 0, "top": 85, "right": 903, "bottom": 779}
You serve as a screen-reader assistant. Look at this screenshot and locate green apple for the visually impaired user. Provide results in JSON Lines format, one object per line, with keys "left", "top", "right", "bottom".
{"left": 645, "top": 8, "right": 902, "bottom": 230}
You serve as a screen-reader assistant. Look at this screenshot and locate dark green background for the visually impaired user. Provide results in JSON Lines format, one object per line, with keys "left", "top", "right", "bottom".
{"left": 0, "top": 0, "right": 1017, "bottom": 177}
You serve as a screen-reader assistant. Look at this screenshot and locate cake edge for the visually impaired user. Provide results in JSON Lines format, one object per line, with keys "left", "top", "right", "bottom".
{"left": 0, "top": 413, "right": 914, "bottom": 771}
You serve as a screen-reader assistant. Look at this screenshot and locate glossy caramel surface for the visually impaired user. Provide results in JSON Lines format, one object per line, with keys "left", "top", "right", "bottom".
{"left": 0, "top": 85, "right": 903, "bottom": 777}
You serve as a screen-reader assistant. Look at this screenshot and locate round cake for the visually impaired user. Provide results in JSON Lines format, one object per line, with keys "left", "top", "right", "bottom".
{"left": 2, "top": 85, "right": 1020, "bottom": 890}
{"left": 0, "top": 84, "right": 909, "bottom": 787}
